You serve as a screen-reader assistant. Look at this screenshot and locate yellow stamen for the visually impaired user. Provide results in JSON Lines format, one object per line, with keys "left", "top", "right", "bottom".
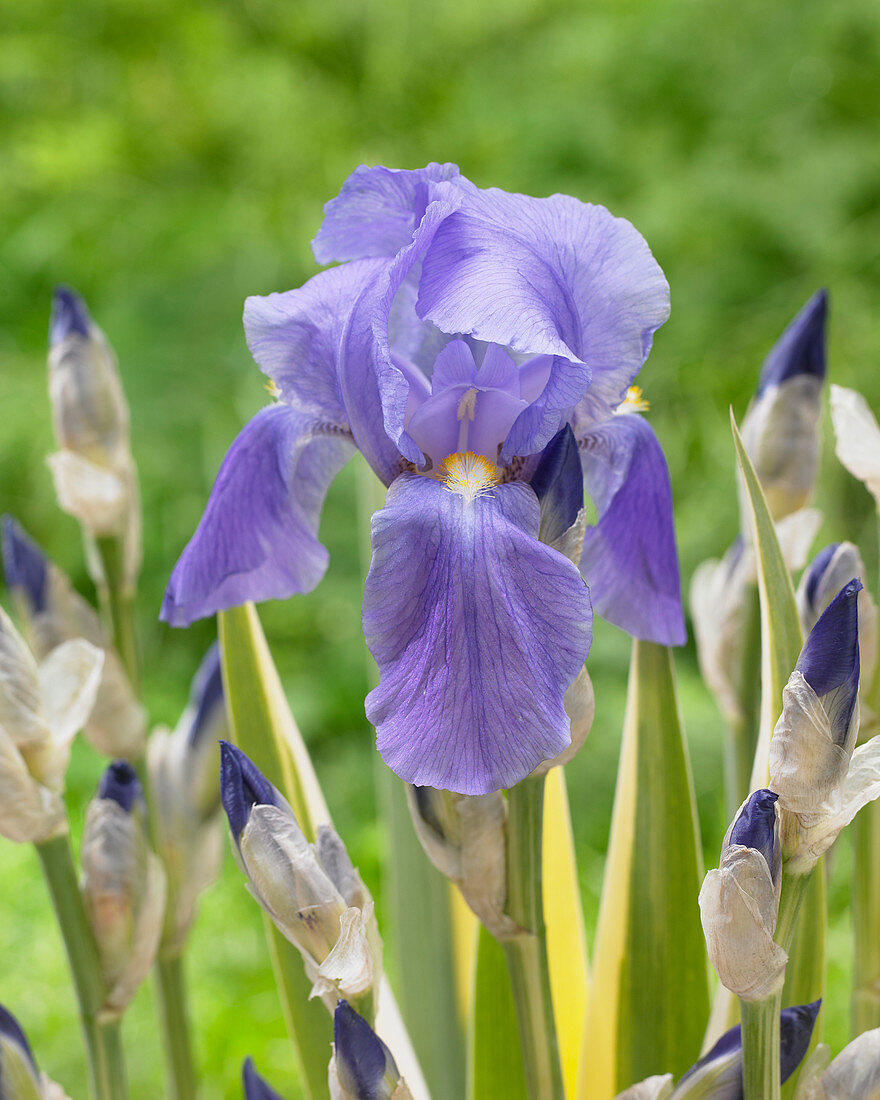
{"left": 436, "top": 451, "right": 500, "bottom": 502}
{"left": 264, "top": 379, "right": 281, "bottom": 399}
{"left": 617, "top": 385, "right": 650, "bottom": 414}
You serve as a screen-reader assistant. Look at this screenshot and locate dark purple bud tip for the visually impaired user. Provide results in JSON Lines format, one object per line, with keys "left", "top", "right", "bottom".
{"left": 780, "top": 1000, "right": 822, "bottom": 1082}
{"left": 756, "top": 289, "right": 828, "bottom": 396}
{"left": 98, "top": 760, "right": 143, "bottom": 812}
{"left": 678, "top": 998, "right": 820, "bottom": 1091}
{"left": 728, "top": 789, "right": 779, "bottom": 875}
{"left": 1, "top": 516, "right": 48, "bottom": 614}
{"left": 219, "top": 742, "right": 279, "bottom": 837}
{"left": 804, "top": 543, "right": 841, "bottom": 614}
{"left": 334, "top": 999, "right": 399, "bottom": 1100}
{"left": 0, "top": 1003, "right": 38, "bottom": 1072}
{"left": 242, "top": 1056, "right": 286, "bottom": 1100}
{"left": 50, "top": 285, "right": 91, "bottom": 345}
{"left": 797, "top": 579, "right": 862, "bottom": 743}
{"left": 186, "top": 643, "right": 224, "bottom": 749}
{"left": 529, "top": 423, "right": 584, "bottom": 545}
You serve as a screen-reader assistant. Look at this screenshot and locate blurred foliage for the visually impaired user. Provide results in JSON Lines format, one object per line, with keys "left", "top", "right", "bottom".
{"left": 0, "top": 0, "right": 878, "bottom": 1095}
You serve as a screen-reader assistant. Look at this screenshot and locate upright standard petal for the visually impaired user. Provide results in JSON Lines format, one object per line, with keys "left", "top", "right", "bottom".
{"left": 417, "top": 187, "right": 669, "bottom": 434}
{"left": 162, "top": 405, "right": 355, "bottom": 626}
{"left": 577, "top": 412, "right": 686, "bottom": 645}
{"left": 312, "top": 162, "right": 467, "bottom": 263}
{"left": 361, "top": 191, "right": 466, "bottom": 468}
{"left": 244, "top": 259, "right": 387, "bottom": 424}
{"left": 363, "top": 473, "right": 592, "bottom": 794}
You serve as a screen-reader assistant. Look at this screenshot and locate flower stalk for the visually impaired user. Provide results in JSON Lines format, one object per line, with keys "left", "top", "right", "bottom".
{"left": 155, "top": 953, "right": 197, "bottom": 1100}
{"left": 35, "top": 832, "right": 127, "bottom": 1100}
{"left": 93, "top": 534, "right": 138, "bottom": 693}
{"left": 740, "top": 995, "right": 781, "bottom": 1100}
{"left": 852, "top": 798, "right": 880, "bottom": 1033}
{"left": 502, "top": 773, "right": 564, "bottom": 1100}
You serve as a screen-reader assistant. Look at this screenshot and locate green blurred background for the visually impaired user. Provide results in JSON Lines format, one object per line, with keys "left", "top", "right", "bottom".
{"left": 1, "top": 0, "right": 879, "bottom": 1094}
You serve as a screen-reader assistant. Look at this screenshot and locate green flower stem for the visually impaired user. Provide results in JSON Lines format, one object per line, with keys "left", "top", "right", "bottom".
{"left": 94, "top": 535, "right": 138, "bottom": 691}
{"left": 156, "top": 952, "right": 197, "bottom": 1100}
{"left": 852, "top": 798, "right": 880, "bottom": 1033}
{"left": 502, "top": 774, "right": 564, "bottom": 1100}
{"left": 740, "top": 994, "right": 781, "bottom": 1100}
{"left": 776, "top": 869, "right": 812, "bottom": 953}
{"left": 36, "top": 832, "right": 128, "bottom": 1100}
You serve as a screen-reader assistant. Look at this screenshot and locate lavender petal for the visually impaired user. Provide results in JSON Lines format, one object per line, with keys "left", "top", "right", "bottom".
{"left": 363, "top": 473, "right": 592, "bottom": 794}
{"left": 161, "top": 405, "right": 354, "bottom": 626}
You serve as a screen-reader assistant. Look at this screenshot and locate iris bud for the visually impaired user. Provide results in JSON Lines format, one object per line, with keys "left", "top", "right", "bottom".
{"left": 0, "top": 1004, "right": 72, "bottom": 1100}
{"left": 46, "top": 287, "right": 140, "bottom": 587}
{"left": 147, "top": 645, "right": 225, "bottom": 952}
{"left": 80, "top": 761, "right": 166, "bottom": 1020}
{"left": 797, "top": 543, "right": 878, "bottom": 696}
{"left": 795, "top": 1027, "right": 880, "bottom": 1099}
{"left": 699, "top": 789, "right": 787, "bottom": 1001}
{"left": 0, "top": 607, "right": 103, "bottom": 843}
{"left": 661, "top": 1001, "right": 820, "bottom": 1097}
{"left": 768, "top": 580, "right": 880, "bottom": 873}
{"left": 1, "top": 517, "right": 146, "bottom": 760}
{"left": 405, "top": 784, "right": 519, "bottom": 940}
{"left": 740, "top": 290, "right": 827, "bottom": 522}
{"left": 329, "top": 1000, "right": 412, "bottom": 1100}
{"left": 530, "top": 423, "right": 587, "bottom": 563}
{"left": 242, "top": 1056, "right": 286, "bottom": 1100}
{"left": 690, "top": 539, "right": 749, "bottom": 726}
{"left": 220, "top": 744, "right": 381, "bottom": 1008}
{"left": 691, "top": 510, "right": 822, "bottom": 728}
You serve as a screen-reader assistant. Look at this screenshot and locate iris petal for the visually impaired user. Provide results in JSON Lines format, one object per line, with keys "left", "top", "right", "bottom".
{"left": 577, "top": 413, "right": 685, "bottom": 646}
{"left": 363, "top": 473, "right": 592, "bottom": 794}
{"left": 244, "top": 259, "right": 386, "bottom": 424}
{"left": 417, "top": 187, "right": 669, "bottom": 415}
{"left": 161, "top": 405, "right": 354, "bottom": 626}
{"left": 312, "top": 162, "right": 468, "bottom": 264}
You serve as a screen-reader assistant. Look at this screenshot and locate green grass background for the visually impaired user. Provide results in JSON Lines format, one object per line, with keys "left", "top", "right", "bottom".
{"left": 1, "top": 0, "right": 879, "bottom": 1094}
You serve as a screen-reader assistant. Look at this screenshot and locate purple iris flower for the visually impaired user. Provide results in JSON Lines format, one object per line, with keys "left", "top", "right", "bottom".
{"left": 162, "top": 163, "right": 684, "bottom": 794}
